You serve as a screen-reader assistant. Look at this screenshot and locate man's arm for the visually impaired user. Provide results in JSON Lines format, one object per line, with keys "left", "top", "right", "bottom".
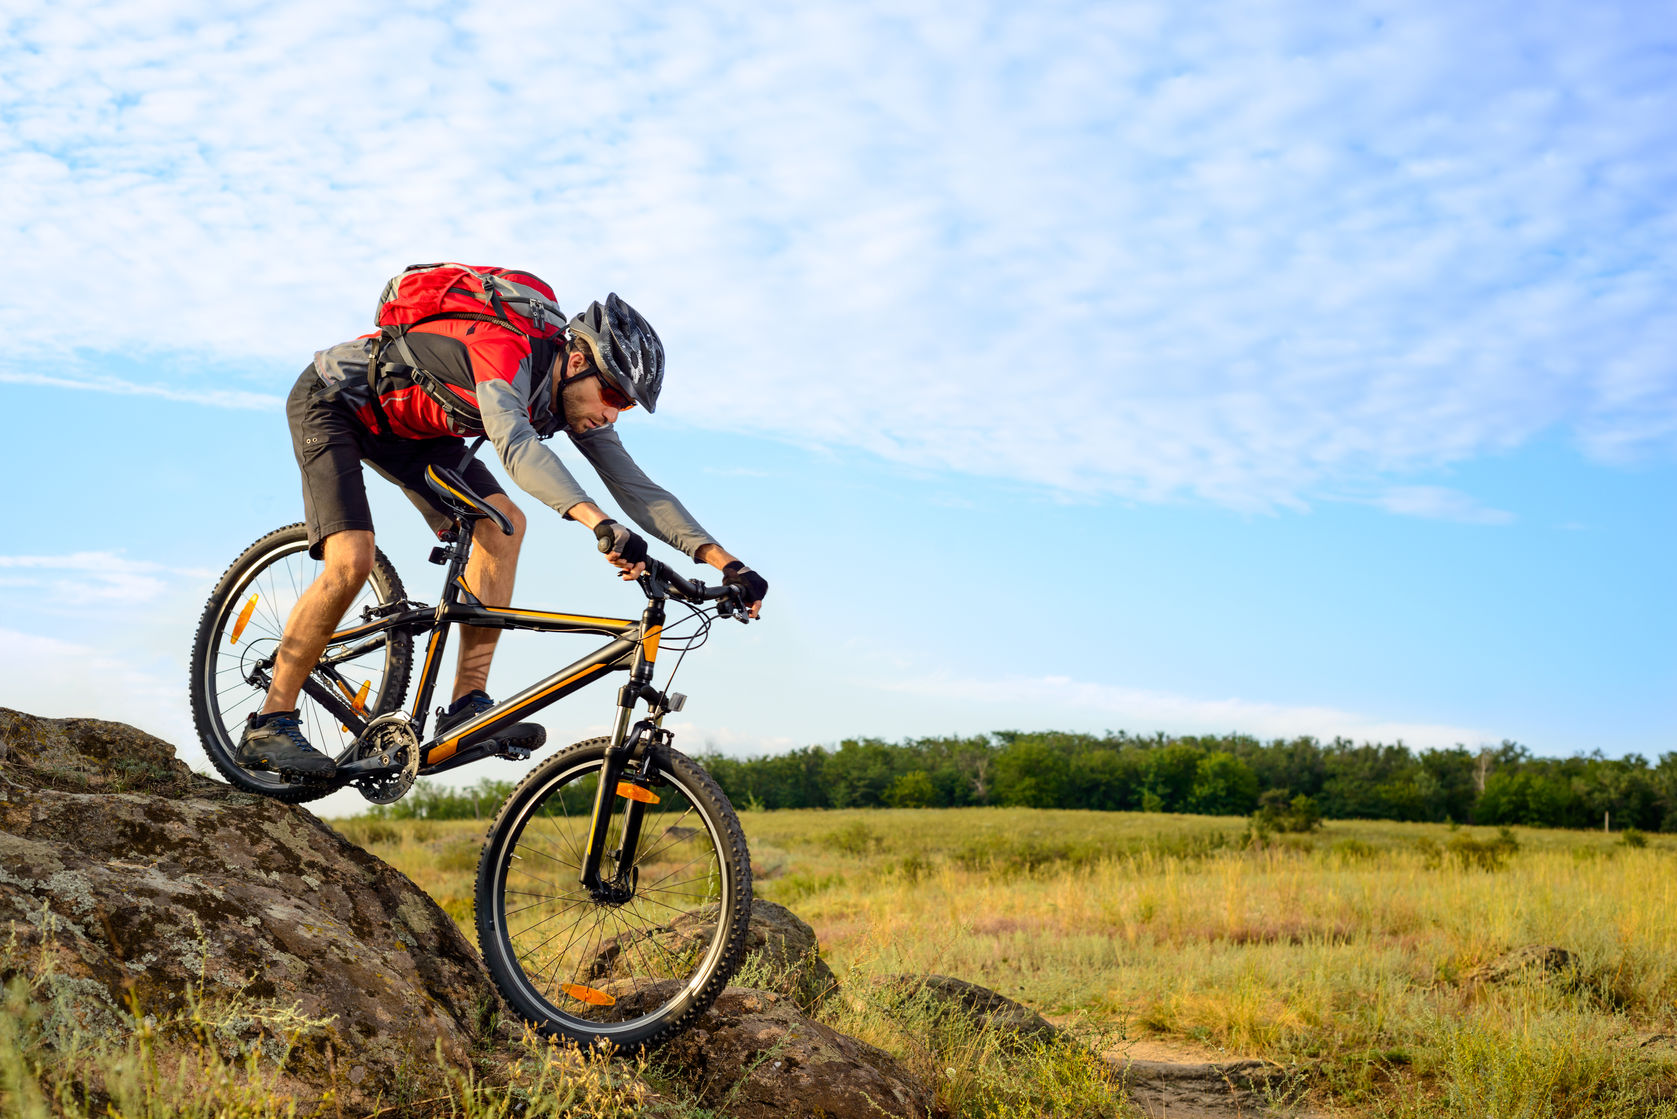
{"left": 570, "top": 426, "right": 718, "bottom": 558}
{"left": 477, "top": 360, "right": 599, "bottom": 517}
{"left": 571, "top": 427, "right": 766, "bottom": 617}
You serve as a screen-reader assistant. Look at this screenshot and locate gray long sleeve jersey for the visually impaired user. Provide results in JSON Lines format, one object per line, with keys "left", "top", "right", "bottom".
{"left": 477, "top": 366, "right": 718, "bottom": 560}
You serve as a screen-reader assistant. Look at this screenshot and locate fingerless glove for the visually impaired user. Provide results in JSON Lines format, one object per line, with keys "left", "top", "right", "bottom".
{"left": 593, "top": 519, "right": 649, "bottom": 564}
{"left": 722, "top": 560, "right": 769, "bottom": 604}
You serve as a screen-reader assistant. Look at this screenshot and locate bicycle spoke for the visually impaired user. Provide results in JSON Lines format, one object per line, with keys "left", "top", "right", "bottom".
{"left": 544, "top": 792, "right": 590, "bottom": 869}
{"left": 603, "top": 903, "right": 688, "bottom": 983}
{"left": 514, "top": 840, "right": 582, "bottom": 874}
{"left": 625, "top": 804, "right": 699, "bottom": 867}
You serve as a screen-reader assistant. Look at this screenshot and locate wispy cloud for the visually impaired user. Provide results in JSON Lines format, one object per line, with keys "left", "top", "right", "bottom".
{"left": 879, "top": 671, "right": 1490, "bottom": 750}
{"left": 2, "top": 0, "right": 1673, "bottom": 509}
{"left": 0, "top": 372, "right": 280, "bottom": 410}
{"left": 1366, "top": 486, "right": 1516, "bottom": 525}
{"left": 0, "top": 552, "right": 212, "bottom": 603}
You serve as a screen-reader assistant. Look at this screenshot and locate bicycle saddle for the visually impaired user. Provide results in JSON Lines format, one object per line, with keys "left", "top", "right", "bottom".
{"left": 424, "top": 465, "right": 515, "bottom": 535}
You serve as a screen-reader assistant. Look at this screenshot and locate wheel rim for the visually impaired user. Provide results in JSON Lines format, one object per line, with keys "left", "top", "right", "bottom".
{"left": 200, "top": 537, "right": 402, "bottom": 786}
{"left": 489, "top": 754, "right": 734, "bottom": 1038}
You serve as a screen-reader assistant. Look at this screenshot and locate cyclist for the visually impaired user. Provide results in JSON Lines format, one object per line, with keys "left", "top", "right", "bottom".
{"left": 236, "top": 290, "right": 769, "bottom": 779}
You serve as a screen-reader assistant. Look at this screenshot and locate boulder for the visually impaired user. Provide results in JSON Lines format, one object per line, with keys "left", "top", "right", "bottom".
{"left": 871, "top": 973, "right": 1067, "bottom": 1049}
{"left": 735, "top": 898, "right": 839, "bottom": 1008}
{"left": 655, "top": 986, "right": 936, "bottom": 1119}
{"left": 592, "top": 897, "right": 838, "bottom": 1010}
{"left": 0, "top": 708, "right": 512, "bottom": 1113}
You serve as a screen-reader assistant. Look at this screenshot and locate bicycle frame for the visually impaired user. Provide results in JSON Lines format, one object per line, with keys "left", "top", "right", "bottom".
{"left": 298, "top": 519, "right": 690, "bottom": 897}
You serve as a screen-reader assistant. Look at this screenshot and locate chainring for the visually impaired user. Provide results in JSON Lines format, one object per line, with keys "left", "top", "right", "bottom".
{"left": 352, "top": 713, "right": 422, "bottom": 805}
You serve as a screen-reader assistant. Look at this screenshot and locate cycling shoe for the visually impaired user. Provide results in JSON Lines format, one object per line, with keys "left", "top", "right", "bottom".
{"left": 236, "top": 711, "right": 337, "bottom": 780}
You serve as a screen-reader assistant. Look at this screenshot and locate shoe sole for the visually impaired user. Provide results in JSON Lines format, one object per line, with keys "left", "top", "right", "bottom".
{"left": 237, "top": 755, "right": 336, "bottom": 782}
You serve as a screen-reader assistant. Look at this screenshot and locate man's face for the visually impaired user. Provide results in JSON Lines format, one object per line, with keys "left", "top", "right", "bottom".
{"left": 553, "top": 350, "right": 622, "bottom": 434}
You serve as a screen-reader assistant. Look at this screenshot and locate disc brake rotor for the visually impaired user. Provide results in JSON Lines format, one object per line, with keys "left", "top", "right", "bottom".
{"left": 353, "top": 713, "right": 422, "bottom": 805}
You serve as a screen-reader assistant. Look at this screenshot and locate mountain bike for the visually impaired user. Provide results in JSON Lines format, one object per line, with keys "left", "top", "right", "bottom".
{"left": 187, "top": 462, "right": 754, "bottom": 1048}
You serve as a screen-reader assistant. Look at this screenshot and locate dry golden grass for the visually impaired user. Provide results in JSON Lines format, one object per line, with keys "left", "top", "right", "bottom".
{"left": 15, "top": 807, "right": 1670, "bottom": 1115}
{"left": 336, "top": 807, "right": 1677, "bottom": 1116}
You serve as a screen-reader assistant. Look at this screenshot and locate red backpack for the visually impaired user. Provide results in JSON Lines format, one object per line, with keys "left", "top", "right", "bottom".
{"left": 365, "top": 264, "right": 565, "bottom": 435}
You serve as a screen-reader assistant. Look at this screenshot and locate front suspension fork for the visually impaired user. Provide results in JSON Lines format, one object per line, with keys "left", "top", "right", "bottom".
{"left": 578, "top": 713, "right": 665, "bottom": 896}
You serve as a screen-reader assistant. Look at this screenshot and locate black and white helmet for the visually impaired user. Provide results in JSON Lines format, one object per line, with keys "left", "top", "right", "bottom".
{"left": 566, "top": 294, "right": 665, "bottom": 413}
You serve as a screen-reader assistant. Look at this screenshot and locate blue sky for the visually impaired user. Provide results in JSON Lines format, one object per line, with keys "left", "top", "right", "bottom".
{"left": 2, "top": 0, "right": 1672, "bottom": 814}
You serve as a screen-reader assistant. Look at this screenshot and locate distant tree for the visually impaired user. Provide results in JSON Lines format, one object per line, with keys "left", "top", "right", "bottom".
{"left": 1141, "top": 744, "right": 1203, "bottom": 813}
{"left": 1476, "top": 771, "right": 1574, "bottom": 827}
{"left": 993, "top": 739, "right": 1072, "bottom": 808}
{"left": 1068, "top": 749, "right": 1143, "bottom": 811}
{"left": 885, "top": 770, "right": 938, "bottom": 808}
{"left": 833, "top": 738, "right": 929, "bottom": 807}
{"left": 1189, "top": 752, "right": 1260, "bottom": 816}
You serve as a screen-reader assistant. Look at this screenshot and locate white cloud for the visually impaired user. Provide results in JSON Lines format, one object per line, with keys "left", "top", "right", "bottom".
{"left": 1, "top": 0, "right": 1673, "bottom": 510}
{"left": 880, "top": 671, "right": 1490, "bottom": 750}
{"left": 0, "top": 552, "right": 212, "bottom": 603}
{"left": 1366, "top": 486, "right": 1516, "bottom": 525}
{"left": 0, "top": 372, "right": 279, "bottom": 410}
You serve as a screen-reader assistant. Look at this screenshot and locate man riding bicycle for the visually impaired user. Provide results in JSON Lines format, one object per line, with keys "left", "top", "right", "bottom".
{"left": 239, "top": 269, "right": 768, "bottom": 779}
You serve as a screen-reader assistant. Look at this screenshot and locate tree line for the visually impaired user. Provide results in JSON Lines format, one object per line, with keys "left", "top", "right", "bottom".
{"left": 364, "top": 730, "right": 1677, "bottom": 831}
{"left": 695, "top": 731, "right": 1677, "bottom": 831}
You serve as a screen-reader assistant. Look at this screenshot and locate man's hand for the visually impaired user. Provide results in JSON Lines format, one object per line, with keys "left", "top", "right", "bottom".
{"left": 722, "top": 561, "right": 768, "bottom": 619}
{"left": 593, "top": 519, "right": 649, "bottom": 579}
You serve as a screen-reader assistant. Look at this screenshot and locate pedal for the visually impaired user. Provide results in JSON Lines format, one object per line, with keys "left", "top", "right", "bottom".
{"left": 491, "top": 723, "right": 547, "bottom": 759}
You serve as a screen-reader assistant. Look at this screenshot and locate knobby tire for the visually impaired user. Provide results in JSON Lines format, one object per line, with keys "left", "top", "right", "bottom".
{"left": 187, "top": 523, "right": 413, "bottom": 804}
{"left": 475, "top": 737, "right": 753, "bottom": 1049}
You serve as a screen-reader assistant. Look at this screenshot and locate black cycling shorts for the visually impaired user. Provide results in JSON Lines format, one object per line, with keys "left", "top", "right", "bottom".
{"left": 286, "top": 367, "right": 507, "bottom": 559}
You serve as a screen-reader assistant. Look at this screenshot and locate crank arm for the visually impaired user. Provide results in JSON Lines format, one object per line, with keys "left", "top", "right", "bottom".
{"left": 335, "top": 755, "right": 404, "bottom": 778}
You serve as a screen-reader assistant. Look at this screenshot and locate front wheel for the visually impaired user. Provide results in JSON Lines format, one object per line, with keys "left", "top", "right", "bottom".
{"left": 475, "top": 737, "right": 753, "bottom": 1049}
{"left": 187, "top": 523, "right": 413, "bottom": 804}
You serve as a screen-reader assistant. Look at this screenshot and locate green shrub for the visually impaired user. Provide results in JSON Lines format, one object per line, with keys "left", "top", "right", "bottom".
{"left": 1445, "top": 827, "right": 1520, "bottom": 870}
{"left": 1252, "top": 791, "right": 1323, "bottom": 834}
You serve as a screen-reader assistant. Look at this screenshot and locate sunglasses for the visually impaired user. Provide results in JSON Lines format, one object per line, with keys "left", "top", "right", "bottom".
{"left": 566, "top": 368, "right": 636, "bottom": 411}
{"left": 596, "top": 376, "right": 636, "bottom": 411}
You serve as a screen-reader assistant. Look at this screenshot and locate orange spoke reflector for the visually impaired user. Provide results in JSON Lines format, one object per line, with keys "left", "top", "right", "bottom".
{"left": 561, "top": 984, "right": 616, "bottom": 1007}
{"left": 352, "top": 679, "right": 370, "bottom": 713}
{"left": 229, "top": 595, "right": 258, "bottom": 645}
{"left": 616, "top": 782, "right": 659, "bottom": 804}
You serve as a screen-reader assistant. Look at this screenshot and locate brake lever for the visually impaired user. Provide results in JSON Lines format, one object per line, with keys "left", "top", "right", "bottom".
{"left": 716, "top": 590, "right": 751, "bottom": 624}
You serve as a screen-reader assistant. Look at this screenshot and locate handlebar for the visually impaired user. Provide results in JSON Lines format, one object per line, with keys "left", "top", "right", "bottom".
{"left": 641, "top": 558, "right": 745, "bottom": 613}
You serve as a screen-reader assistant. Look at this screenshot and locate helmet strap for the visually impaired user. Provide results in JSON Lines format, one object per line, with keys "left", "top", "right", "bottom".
{"left": 556, "top": 338, "right": 602, "bottom": 388}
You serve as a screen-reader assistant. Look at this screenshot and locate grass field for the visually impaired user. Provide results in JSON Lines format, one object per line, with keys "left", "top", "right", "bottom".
{"left": 332, "top": 806, "right": 1677, "bottom": 1117}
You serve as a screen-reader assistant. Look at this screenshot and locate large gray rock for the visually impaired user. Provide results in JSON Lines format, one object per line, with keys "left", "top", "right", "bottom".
{"left": 655, "top": 986, "right": 936, "bottom": 1119}
{"left": 735, "top": 898, "right": 838, "bottom": 1008}
{"left": 0, "top": 708, "right": 511, "bottom": 1113}
{"left": 872, "top": 973, "right": 1066, "bottom": 1049}
{"left": 592, "top": 897, "right": 838, "bottom": 1010}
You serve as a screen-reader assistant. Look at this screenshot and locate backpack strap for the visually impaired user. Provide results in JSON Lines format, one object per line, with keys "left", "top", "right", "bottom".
{"left": 364, "top": 308, "right": 530, "bottom": 439}
{"left": 365, "top": 332, "right": 395, "bottom": 437}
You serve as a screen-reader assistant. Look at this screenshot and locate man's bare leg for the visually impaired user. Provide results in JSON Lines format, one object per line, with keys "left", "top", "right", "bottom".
{"left": 452, "top": 494, "right": 526, "bottom": 702}
{"left": 261, "top": 529, "right": 376, "bottom": 715}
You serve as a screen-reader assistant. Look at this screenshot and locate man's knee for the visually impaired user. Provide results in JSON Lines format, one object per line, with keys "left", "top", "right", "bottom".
{"left": 320, "top": 529, "right": 376, "bottom": 590}
{"left": 477, "top": 496, "right": 526, "bottom": 553}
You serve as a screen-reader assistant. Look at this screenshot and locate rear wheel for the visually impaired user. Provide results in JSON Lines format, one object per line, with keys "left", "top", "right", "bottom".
{"left": 188, "top": 524, "right": 413, "bottom": 804}
{"left": 476, "top": 737, "right": 753, "bottom": 1049}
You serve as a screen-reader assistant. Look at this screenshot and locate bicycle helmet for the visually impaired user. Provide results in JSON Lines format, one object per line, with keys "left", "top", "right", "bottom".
{"left": 565, "top": 294, "right": 665, "bottom": 413}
